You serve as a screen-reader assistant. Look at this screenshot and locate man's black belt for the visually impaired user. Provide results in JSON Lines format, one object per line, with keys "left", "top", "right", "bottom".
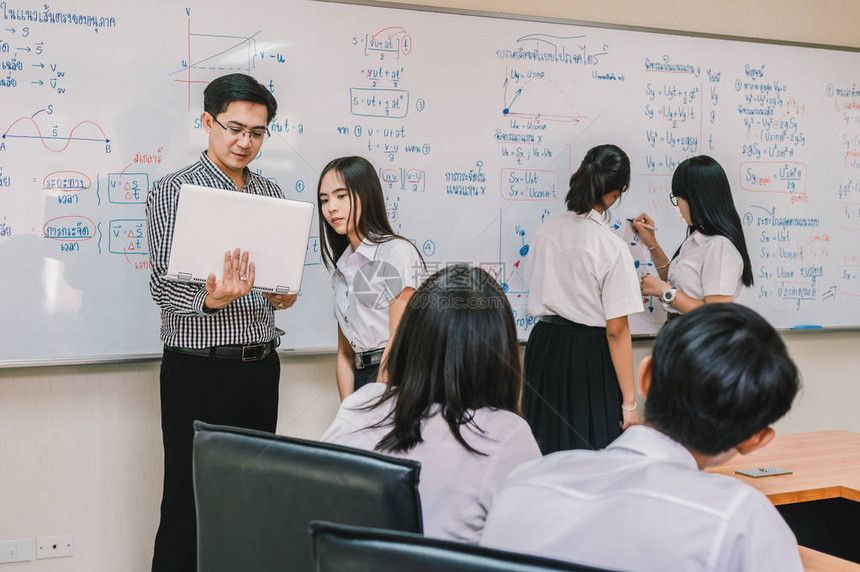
{"left": 165, "top": 340, "right": 277, "bottom": 362}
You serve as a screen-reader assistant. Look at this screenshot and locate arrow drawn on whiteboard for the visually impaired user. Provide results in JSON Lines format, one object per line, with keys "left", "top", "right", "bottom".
{"left": 507, "top": 88, "right": 522, "bottom": 109}
{"left": 372, "top": 26, "right": 407, "bottom": 41}
{"left": 516, "top": 33, "right": 585, "bottom": 51}
{"left": 2, "top": 117, "right": 110, "bottom": 152}
{"left": 749, "top": 204, "right": 776, "bottom": 216}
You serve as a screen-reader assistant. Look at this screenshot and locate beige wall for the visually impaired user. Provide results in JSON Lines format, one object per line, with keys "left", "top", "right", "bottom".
{"left": 2, "top": 1, "right": 858, "bottom": 570}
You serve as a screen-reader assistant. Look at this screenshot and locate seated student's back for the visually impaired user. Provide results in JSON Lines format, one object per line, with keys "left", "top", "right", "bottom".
{"left": 324, "top": 383, "right": 537, "bottom": 542}
{"left": 480, "top": 304, "right": 802, "bottom": 572}
{"left": 322, "top": 265, "right": 541, "bottom": 543}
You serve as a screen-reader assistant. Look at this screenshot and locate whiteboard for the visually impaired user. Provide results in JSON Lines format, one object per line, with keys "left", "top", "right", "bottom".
{"left": 1, "top": 0, "right": 859, "bottom": 366}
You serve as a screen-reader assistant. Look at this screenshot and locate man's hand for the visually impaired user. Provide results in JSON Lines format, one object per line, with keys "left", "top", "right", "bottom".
{"left": 263, "top": 293, "right": 298, "bottom": 310}
{"left": 203, "top": 249, "right": 255, "bottom": 310}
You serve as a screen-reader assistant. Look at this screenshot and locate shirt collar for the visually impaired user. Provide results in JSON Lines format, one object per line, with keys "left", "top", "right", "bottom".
{"left": 198, "top": 151, "right": 250, "bottom": 190}
{"left": 607, "top": 425, "right": 698, "bottom": 469}
{"left": 335, "top": 238, "right": 380, "bottom": 272}
{"left": 689, "top": 229, "right": 707, "bottom": 244}
{"left": 585, "top": 208, "right": 611, "bottom": 227}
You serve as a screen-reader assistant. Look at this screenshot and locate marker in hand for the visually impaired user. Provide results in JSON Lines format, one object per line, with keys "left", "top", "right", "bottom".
{"left": 628, "top": 217, "right": 657, "bottom": 231}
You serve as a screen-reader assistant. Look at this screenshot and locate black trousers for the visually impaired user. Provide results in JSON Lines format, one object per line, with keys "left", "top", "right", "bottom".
{"left": 151, "top": 348, "right": 280, "bottom": 572}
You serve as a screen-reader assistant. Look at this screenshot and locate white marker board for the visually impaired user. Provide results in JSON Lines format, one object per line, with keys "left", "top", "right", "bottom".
{"left": 1, "top": 0, "right": 859, "bottom": 365}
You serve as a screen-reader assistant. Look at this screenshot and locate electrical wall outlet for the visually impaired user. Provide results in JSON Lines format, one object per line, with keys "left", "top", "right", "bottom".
{"left": 35, "top": 535, "right": 74, "bottom": 559}
{"left": 0, "top": 538, "right": 34, "bottom": 563}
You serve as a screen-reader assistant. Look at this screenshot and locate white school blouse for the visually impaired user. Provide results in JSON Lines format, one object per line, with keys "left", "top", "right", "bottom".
{"left": 481, "top": 425, "right": 803, "bottom": 572}
{"left": 332, "top": 238, "right": 426, "bottom": 353}
{"left": 525, "top": 210, "right": 643, "bottom": 327}
{"left": 667, "top": 231, "right": 744, "bottom": 314}
{"left": 321, "top": 383, "right": 542, "bottom": 543}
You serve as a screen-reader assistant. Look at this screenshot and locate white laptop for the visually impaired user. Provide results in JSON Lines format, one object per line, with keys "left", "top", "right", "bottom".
{"left": 164, "top": 183, "right": 314, "bottom": 294}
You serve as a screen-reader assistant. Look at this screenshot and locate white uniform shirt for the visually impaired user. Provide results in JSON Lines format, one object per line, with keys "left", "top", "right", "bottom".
{"left": 525, "top": 210, "right": 643, "bottom": 326}
{"left": 667, "top": 231, "right": 744, "bottom": 313}
{"left": 481, "top": 425, "right": 802, "bottom": 572}
{"left": 322, "top": 383, "right": 542, "bottom": 543}
{"left": 332, "top": 238, "right": 426, "bottom": 353}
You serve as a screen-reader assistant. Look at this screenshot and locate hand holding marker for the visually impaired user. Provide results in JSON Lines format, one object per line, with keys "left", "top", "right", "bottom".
{"left": 628, "top": 217, "right": 657, "bottom": 231}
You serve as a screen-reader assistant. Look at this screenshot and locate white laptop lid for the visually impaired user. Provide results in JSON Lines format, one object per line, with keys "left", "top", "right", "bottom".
{"left": 164, "top": 183, "right": 314, "bottom": 294}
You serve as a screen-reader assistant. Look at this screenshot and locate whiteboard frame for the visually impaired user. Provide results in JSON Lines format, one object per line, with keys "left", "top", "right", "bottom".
{"left": 1, "top": 327, "right": 857, "bottom": 369}
{"left": 4, "top": 0, "right": 859, "bottom": 369}
{"left": 0, "top": 347, "right": 338, "bottom": 370}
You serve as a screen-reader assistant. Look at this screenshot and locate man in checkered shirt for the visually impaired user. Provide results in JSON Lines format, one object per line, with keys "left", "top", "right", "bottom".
{"left": 145, "top": 73, "right": 297, "bottom": 572}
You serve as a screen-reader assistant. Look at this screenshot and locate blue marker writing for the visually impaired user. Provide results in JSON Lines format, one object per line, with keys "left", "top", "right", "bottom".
{"left": 792, "top": 325, "right": 822, "bottom": 330}
{"left": 627, "top": 218, "right": 657, "bottom": 231}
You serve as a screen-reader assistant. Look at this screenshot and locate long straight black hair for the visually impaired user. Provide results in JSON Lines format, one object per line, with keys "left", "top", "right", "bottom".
{"left": 316, "top": 156, "right": 422, "bottom": 270}
{"left": 566, "top": 144, "right": 631, "bottom": 214}
{"left": 671, "top": 156, "right": 754, "bottom": 287}
{"left": 371, "top": 265, "right": 523, "bottom": 456}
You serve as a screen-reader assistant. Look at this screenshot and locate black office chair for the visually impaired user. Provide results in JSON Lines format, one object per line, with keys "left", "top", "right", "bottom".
{"left": 192, "top": 421, "right": 423, "bottom": 572}
{"left": 309, "top": 521, "right": 617, "bottom": 572}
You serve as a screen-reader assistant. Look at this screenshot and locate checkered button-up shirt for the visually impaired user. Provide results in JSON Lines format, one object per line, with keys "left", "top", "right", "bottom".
{"left": 145, "top": 152, "right": 285, "bottom": 348}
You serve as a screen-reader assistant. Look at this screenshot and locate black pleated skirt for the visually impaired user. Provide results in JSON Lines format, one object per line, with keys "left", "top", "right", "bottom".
{"left": 353, "top": 363, "right": 379, "bottom": 391}
{"left": 523, "top": 318, "right": 622, "bottom": 454}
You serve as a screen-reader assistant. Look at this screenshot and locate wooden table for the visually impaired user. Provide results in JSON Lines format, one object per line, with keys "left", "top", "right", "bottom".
{"left": 709, "top": 430, "right": 860, "bottom": 571}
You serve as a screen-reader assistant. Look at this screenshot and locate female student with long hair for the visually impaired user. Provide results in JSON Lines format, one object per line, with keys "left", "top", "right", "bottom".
{"left": 632, "top": 155, "right": 753, "bottom": 316}
{"left": 322, "top": 265, "right": 541, "bottom": 543}
{"left": 317, "top": 156, "right": 426, "bottom": 399}
{"left": 523, "top": 144, "right": 643, "bottom": 455}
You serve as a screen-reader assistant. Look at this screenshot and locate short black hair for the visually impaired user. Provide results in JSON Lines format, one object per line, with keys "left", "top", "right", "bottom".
{"left": 645, "top": 304, "right": 799, "bottom": 455}
{"left": 565, "top": 144, "right": 630, "bottom": 214}
{"left": 373, "top": 265, "right": 523, "bottom": 456}
{"left": 203, "top": 73, "right": 277, "bottom": 123}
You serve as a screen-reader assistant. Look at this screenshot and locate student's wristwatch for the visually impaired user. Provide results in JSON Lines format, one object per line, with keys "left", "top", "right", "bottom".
{"left": 661, "top": 286, "right": 678, "bottom": 310}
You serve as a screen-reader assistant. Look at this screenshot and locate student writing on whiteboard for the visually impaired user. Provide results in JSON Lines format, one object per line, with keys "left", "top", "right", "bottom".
{"left": 317, "top": 156, "right": 426, "bottom": 399}
{"left": 322, "top": 265, "right": 541, "bottom": 542}
{"left": 632, "top": 156, "right": 753, "bottom": 318}
{"left": 145, "top": 73, "right": 296, "bottom": 572}
{"left": 523, "top": 144, "right": 643, "bottom": 455}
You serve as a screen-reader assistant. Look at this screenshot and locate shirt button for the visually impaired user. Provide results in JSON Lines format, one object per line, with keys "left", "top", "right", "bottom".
{"left": 350, "top": 341, "right": 356, "bottom": 348}
{"left": 344, "top": 316, "right": 349, "bottom": 323}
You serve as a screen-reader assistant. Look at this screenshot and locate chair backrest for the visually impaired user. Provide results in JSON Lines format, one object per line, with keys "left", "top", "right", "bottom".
{"left": 193, "top": 421, "right": 422, "bottom": 572}
{"left": 309, "top": 521, "right": 616, "bottom": 572}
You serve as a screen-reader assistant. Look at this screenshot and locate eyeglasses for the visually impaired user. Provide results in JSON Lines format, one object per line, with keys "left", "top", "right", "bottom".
{"left": 669, "top": 193, "right": 679, "bottom": 207}
{"left": 210, "top": 115, "right": 270, "bottom": 142}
